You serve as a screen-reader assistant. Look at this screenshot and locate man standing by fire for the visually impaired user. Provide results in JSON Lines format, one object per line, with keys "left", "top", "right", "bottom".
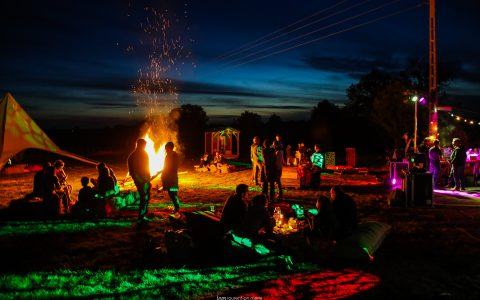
{"left": 161, "top": 141, "right": 181, "bottom": 213}
{"left": 128, "top": 138, "right": 151, "bottom": 223}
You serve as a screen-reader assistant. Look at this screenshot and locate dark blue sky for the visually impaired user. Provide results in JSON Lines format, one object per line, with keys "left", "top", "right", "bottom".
{"left": 1, "top": 0, "right": 479, "bottom": 128}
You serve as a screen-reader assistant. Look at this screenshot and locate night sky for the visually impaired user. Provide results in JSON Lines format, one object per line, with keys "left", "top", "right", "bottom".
{"left": 1, "top": 0, "right": 479, "bottom": 128}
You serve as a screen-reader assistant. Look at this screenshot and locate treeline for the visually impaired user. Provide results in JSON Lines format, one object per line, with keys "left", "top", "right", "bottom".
{"left": 47, "top": 65, "right": 479, "bottom": 164}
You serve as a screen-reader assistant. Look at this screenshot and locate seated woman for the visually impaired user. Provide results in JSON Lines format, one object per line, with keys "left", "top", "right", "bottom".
{"left": 42, "top": 165, "right": 68, "bottom": 216}
{"left": 91, "top": 163, "right": 116, "bottom": 198}
{"left": 53, "top": 160, "right": 72, "bottom": 213}
{"left": 91, "top": 162, "right": 118, "bottom": 197}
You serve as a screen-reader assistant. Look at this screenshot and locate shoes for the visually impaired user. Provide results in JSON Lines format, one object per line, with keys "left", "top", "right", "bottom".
{"left": 449, "top": 187, "right": 459, "bottom": 191}
{"left": 460, "top": 188, "right": 466, "bottom": 191}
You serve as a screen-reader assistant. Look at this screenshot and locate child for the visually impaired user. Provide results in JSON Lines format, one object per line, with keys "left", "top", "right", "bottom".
{"left": 72, "top": 176, "right": 95, "bottom": 217}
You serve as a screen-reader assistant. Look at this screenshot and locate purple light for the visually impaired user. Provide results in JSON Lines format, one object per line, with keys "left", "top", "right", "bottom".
{"left": 391, "top": 178, "right": 396, "bottom": 185}
{"left": 434, "top": 188, "right": 480, "bottom": 199}
{"left": 419, "top": 97, "right": 426, "bottom": 104}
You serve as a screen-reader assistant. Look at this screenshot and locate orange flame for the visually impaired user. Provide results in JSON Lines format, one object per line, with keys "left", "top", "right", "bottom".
{"left": 144, "top": 133, "right": 166, "bottom": 175}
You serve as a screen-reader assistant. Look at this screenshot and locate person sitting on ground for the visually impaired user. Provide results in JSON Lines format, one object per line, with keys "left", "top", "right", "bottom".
{"left": 330, "top": 185, "right": 358, "bottom": 238}
{"left": 42, "top": 165, "right": 67, "bottom": 216}
{"left": 94, "top": 164, "right": 116, "bottom": 197}
{"left": 241, "top": 194, "right": 275, "bottom": 237}
{"left": 220, "top": 184, "right": 249, "bottom": 231}
{"left": 91, "top": 162, "right": 117, "bottom": 198}
{"left": 71, "top": 176, "right": 96, "bottom": 217}
{"left": 211, "top": 151, "right": 227, "bottom": 172}
{"left": 305, "top": 195, "right": 338, "bottom": 241}
{"left": 26, "top": 161, "right": 51, "bottom": 200}
{"left": 213, "top": 151, "right": 226, "bottom": 165}
{"left": 199, "top": 153, "right": 210, "bottom": 170}
{"left": 53, "top": 160, "right": 72, "bottom": 213}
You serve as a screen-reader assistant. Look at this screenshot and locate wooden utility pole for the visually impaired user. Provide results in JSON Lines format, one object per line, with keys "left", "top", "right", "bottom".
{"left": 429, "top": 0, "right": 438, "bottom": 138}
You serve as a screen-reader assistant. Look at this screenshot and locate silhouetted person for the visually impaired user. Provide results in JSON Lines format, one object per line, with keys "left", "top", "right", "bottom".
{"left": 261, "top": 139, "right": 277, "bottom": 203}
{"left": 449, "top": 138, "right": 467, "bottom": 191}
{"left": 241, "top": 194, "right": 275, "bottom": 236}
{"left": 220, "top": 184, "right": 249, "bottom": 231}
{"left": 26, "top": 162, "right": 51, "bottom": 199}
{"left": 71, "top": 176, "right": 96, "bottom": 218}
{"left": 95, "top": 165, "right": 116, "bottom": 197}
{"left": 310, "top": 144, "right": 324, "bottom": 189}
{"left": 305, "top": 195, "right": 338, "bottom": 240}
{"left": 161, "top": 141, "right": 181, "bottom": 213}
{"left": 429, "top": 139, "right": 442, "bottom": 187}
{"left": 330, "top": 186, "right": 357, "bottom": 238}
{"left": 273, "top": 140, "right": 284, "bottom": 200}
{"left": 128, "top": 138, "right": 151, "bottom": 223}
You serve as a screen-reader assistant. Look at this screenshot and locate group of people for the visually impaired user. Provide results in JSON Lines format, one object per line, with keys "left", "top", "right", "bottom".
{"left": 30, "top": 159, "right": 73, "bottom": 216}
{"left": 251, "top": 135, "right": 285, "bottom": 202}
{"left": 251, "top": 134, "right": 326, "bottom": 195}
{"left": 220, "top": 183, "right": 358, "bottom": 245}
{"left": 128, "top": 139, "right": 181, "bottom": 224}
{"left": 305, "top": 186, "right": 358, "bottom": 241}
{"left": 198, "top": 151, "right": 227, "bottom": 172}
{"left": 413, "top": 136, "right": 468, "bottom": 191}
{"left": 29, "top": 159, "right": 119, "bottom": 217}
{"left": 73, "top": 162, "right": 119, "bottom": 217}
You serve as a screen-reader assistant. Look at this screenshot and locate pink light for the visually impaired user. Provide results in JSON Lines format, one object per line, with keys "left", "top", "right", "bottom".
{"left": 419, "top": 97, "right": 426, "bottom": 104}
{"left": 391, "top": 178, "right": 396, "bottom": 185}
{"left": 434, "top": 188, "right": 480, "bottom": 199}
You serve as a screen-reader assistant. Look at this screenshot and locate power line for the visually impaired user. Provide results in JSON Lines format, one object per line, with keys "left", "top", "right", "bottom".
{"left": 226, "top": 2, "right": 426, "bottom": 70}
{"left": 217, "top": 0, "right": 374, "bottom": 63}
{"left": 220, "top": 0, "right": 400, "bottom": 68}
{"left": 214, "top": 0, "right": 350, "bottom": 61}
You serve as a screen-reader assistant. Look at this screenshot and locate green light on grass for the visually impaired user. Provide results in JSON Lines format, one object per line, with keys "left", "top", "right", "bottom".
{"left": 0, "top": 220, "right": 135, "bottom": 236}
{"left": 0, "top": 261, "right": 318, "bottom": 299}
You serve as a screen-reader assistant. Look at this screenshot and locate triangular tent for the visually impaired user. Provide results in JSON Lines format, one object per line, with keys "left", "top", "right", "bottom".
{"left": 0, "top": 92, "right": 97, "bottom": 169}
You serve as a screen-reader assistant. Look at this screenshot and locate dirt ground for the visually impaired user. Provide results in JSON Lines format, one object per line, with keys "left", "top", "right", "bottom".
{"left": 1, "top": 162, "right": 480, "bottom": 299}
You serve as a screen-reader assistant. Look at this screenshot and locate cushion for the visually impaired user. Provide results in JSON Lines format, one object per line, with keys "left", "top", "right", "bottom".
{"left": 333, "top": 221, "right": 392, "bottom": 261}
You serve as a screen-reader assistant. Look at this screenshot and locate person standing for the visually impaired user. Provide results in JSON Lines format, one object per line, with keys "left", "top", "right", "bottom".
{"left": 449, "top": 138, "right": 467, "bottom": 191}
{"left": 310, "top": 144, "right": 324, "bottom": 189}
{"left": 261, "top": 139, "right": 277, "bottom": 203}
{"left": 128, "top": 138, "right": 151, "bottom": 223}
{"left": 161, "top": 141, "right": 181, "bottom": 213}
{"left": 428, "top": 139, "right": 442, "bottom": 188}
{"left": 273, "top": 140, "right": 284, "bottom": 200}
{"left": 250, "top": 136, "right": 263, "bottom": 185}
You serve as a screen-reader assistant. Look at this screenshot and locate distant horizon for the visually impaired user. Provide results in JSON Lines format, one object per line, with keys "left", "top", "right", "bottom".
{"left": 1, "top": 1, "right": 479, "bottom": 129}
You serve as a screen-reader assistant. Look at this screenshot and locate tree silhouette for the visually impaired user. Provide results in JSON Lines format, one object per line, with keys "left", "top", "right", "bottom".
{"left": 233, "top": 111, "right": 263, "bottom": 159}
{"left": 176, "top": 104, "right": 209, "bottom": 159}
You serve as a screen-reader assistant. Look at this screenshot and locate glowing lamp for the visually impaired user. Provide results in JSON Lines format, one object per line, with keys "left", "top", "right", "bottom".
{"left": 391, "top": 178, "right": 396, "bottom": 185}
{"left": 419, "top": 97, "right": 426, "bottom": 103}
{"left": 411, "top": 95, "right": 418, "bottom": 102}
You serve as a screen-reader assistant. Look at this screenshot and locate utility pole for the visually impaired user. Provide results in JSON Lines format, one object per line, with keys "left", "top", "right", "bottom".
{"left": 428, "top": 0, "right": 438, "bottom": 138}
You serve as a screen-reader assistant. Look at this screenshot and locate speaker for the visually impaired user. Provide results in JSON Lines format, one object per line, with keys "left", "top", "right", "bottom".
{"left": 406, "top": 173, "right": 433, "bottom": 207}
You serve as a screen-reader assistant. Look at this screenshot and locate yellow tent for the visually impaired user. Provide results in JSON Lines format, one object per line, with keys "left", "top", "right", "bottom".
{"left": 0, "top": 92, "right": 97, "bottom": 169}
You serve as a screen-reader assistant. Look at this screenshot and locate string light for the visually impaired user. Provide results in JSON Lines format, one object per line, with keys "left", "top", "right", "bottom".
{"left": 449, "top": 113, "right": 480, "bottom": 126}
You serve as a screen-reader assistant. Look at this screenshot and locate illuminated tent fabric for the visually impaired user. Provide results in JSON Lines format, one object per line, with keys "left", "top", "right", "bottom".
{"left": 0, "top": 92, "right": 97, "bottom": 169}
